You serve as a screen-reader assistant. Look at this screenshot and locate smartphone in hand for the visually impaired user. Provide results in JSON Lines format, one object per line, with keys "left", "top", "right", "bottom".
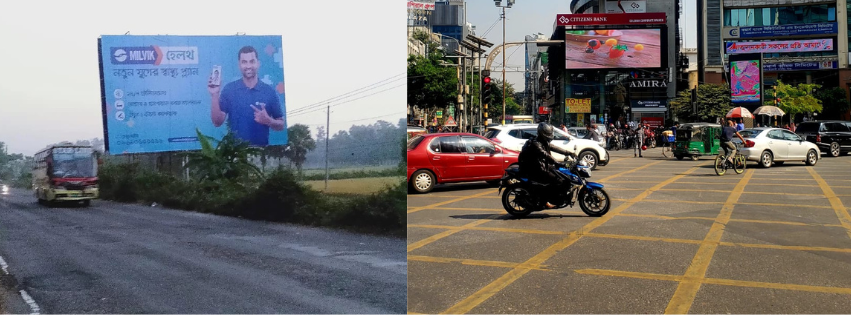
{"left": 209, "top": 65, "right": 222, "bottom": 87}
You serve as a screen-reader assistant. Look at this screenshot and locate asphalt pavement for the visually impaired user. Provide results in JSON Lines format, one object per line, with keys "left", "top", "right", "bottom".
{"left": 407, "top": 146, "right": 851, "bottom": 314}
{"left": 0, "top": 188, "right": 406, "bottom": 314}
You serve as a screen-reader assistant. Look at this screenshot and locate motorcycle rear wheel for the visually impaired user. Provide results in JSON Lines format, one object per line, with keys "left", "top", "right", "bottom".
{"left": 579, "top": 187, "right": 610, "bottom": 217}
{"left": 502, "top": 185, "right": 536, "bottom": 217}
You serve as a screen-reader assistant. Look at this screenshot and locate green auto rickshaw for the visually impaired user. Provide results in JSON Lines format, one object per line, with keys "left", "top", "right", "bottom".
{"left": 673, "top": 122, "right": 722, "bottom": 160}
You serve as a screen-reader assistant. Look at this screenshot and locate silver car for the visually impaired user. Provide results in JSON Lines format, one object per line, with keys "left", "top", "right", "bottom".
{"left": 737, "top": 128, "right": 820, "bottom": 168}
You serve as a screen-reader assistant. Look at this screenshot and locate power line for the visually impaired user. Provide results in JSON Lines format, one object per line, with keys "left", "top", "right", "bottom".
{"left": 287, "top": 73, "right": 406, "bottom": 116}
{"left": 287, "top": 83, "right": 406, "bottom": 118}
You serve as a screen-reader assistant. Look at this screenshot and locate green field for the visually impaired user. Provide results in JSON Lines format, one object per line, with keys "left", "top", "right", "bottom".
{"left": 303, "top": 176, "right": 403, "bottom": 194}
{"left": 302, "top": 166, "right": 396, "bottom": 176}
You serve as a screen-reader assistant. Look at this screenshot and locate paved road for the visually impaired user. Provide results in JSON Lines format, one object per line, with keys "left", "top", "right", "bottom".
{"left": 0, "top": 188, "right": 406, "bottom": 314}
{"left": 408, "top": 147, "right": 851, "bottom": 314}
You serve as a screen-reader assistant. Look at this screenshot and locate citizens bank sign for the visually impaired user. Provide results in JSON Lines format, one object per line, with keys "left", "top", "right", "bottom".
{"left": 629, "top": 79, "right": 667, "bottom": 88}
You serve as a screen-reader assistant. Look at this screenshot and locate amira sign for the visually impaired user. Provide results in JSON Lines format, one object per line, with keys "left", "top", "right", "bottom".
{"left": 629, "top": 79, "right": 667, "bottom": 88}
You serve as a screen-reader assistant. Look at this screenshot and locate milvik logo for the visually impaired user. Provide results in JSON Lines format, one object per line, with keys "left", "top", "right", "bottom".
{"left": 110, "top": 46, "right": 162, "bottom": 65}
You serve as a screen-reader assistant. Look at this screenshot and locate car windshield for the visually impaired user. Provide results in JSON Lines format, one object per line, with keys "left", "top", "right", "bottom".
{"left": 483, "top": 129, "right": 501, "bottom": 139}
{"left": 52, "top": 152, "right": 95, "bottom": 178}
{"left": 407, "top": 136, "right": 425, "bottom": 150}
{"left": 795, "top": 123, "right": 822, "bottom": 133}
{"left": 739, "top": 129, "right": 764, "bottom": 138}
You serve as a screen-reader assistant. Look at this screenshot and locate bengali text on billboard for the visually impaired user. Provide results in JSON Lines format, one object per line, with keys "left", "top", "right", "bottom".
{"left": 565, "top": 29, "right": 661, "bottom": 69}
{"left": 725, "top": 39, "right": 834, "bottom": 54}
{"left": 731, "top": 59, "right": 762, "bottom": 103}
{"left": 99, "top": 35, "right": 287, "bottom": 154}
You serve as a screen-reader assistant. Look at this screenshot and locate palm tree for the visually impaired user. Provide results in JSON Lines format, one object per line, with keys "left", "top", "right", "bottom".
{"left": 183, "top": 128, "right": 263, "bottom": 182}
{"left": 283, "top": 124, "right": 316, "bottom": 176}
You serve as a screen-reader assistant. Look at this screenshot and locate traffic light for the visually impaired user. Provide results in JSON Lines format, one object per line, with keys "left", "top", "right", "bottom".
{"left": 483, "top": 76, "right": 493, "bottom": 119}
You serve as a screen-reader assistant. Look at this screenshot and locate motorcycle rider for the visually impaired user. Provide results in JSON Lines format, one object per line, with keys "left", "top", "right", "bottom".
{"left": 518, "top": 122, "right": 577, "bottom": 209}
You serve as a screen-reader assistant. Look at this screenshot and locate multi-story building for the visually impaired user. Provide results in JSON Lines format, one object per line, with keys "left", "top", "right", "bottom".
{"left": 533, "top": 0, "right": 685, "bottom": 128}
{"left": 699, "top": 0, "right": 848, "bottom": 116}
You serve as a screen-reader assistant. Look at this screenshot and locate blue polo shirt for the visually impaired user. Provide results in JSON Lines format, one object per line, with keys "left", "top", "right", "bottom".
{"left": 219, "top": 79, "right": 283, "bottom": 146}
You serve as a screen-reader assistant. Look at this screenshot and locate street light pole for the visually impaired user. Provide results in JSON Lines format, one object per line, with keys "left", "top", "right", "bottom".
{"left": 494, "top": 0, "right": 514, "bottom": 124}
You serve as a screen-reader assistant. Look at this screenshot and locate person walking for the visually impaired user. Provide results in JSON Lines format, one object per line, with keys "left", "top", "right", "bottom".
{"left": 634, "top": 123, "right": 645, "bottom": 158}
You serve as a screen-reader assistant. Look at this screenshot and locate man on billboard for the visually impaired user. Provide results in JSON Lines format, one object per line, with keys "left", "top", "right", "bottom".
{"left": 209, "top": 46, "right": 285, "bottom": 146}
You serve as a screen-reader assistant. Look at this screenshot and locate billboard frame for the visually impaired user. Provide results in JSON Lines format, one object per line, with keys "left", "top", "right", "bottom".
{"left": 97, "top": 38, "right": 111, "bottom": 153}
{"left": 729, "top": 53, "right": 764, "bottom": 106}
{"left": 564, "top": 25, "right": 669, "bottom": 71}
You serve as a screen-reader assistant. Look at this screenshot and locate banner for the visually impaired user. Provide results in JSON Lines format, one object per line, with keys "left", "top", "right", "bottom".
{"left": 723, "top": 23, "right": 837, "bottom": 39}
{"left": 565, "top": 98, "right": 592, "bottom": 113}
{"left": 730, "top": 59, "right": 761, "bottom": 103}
{"left": 556, "top": 13, "right": 666, "bottom": 26}
{"left": 630, "top": 99, "right": 666, "bottom": 112}
{"left": 763, "top": 60, "right": 837, "bottom": 71}
{"left": 407, "top": 1, "right": 436, "bottom": 10}
{"left": 605, "top": 0, "right": 646, "bottom": 13}
{"left": 99, "top": 35, "right": 287, "bottom": 154}
{"left": 725, "top": 39, "right": 834, "bottom": 54}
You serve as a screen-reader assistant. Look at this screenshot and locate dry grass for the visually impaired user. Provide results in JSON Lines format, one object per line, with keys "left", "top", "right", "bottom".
{"left": 303, "top": 176, "right": 404, "bottom": 194}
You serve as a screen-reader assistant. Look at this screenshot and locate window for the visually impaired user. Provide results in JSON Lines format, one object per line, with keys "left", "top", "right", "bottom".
{"left": 407, "top": 136, "right": 425, "bottom": 150}
{"left": 520, "top": 129, "right": 538, "bottom": 140}
{"left": 461, "top": 136, "right": 496, "bottom": 154}
{"left": 739, "top": 129, "right": 764, "bottom": 138}
{"left": 724, "top": 4, "right": 836, "bottom": 26}
{"left": 768, "top": 130, "right": 784, "bottom": 139}
{"left": 781, "top": 130, "right": 801, "bottom": 141}
{"left": 508, "top": 129, "right": 523, "bottom": 139}
{"left": 553, "top": 129, "right": 570, "bottom": 141}
{"left": 826, "top": 123, "right": 849, "bottom": 132}
{"left": 484, "top": 129, "right": 501, "bottom": 139}
{"left": 430, "top": 136, "right": 464, "bottom": 153}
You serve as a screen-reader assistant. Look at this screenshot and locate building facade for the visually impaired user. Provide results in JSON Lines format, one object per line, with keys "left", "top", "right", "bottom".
{"left": 536, "top": 0, "right": 684, "bottom": 128}
{"left": 700, "top": 0, "right": 850, "bottom": 118}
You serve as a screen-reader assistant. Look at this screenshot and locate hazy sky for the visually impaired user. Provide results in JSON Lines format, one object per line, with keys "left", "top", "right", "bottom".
{"left": 0, "top": 0, "right": 405, "bottom": 156}
{"left": 465, "top": 0, "right": 697, "bottom": 90}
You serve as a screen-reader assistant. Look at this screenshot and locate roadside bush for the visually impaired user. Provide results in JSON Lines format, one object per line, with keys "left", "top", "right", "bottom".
{"left": 300, "top": 168, "right": 400, "bottom": 181}
{"left": 320, "top": 179, "right": 406, "bottom": 236}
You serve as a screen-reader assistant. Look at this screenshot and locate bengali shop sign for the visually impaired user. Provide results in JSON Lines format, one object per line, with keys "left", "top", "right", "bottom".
{"left": 555, "top": 13, "right": 666, "bottom": 26}
{"left": 763, "top": 60, "right": 837, "bottom": 71}
{"left": 725, "top": 39, "right": 834, "bottom": 54}
{"left": 724, "top": 23, "right": 837, "bottom": 39}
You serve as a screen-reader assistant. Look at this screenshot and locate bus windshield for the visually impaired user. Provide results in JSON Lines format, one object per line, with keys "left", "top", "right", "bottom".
{"left": 52, "top": 151, "right": 96, "bottom": 178}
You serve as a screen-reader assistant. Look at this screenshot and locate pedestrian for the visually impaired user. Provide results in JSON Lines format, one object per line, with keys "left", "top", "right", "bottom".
{"left": 736, "top": 119, "right": 745, "bottom": 131}
{"left": 661, "top": 128, "right": 673, "bottom": 157}
{"left": 784, "top": 123, "right": 791, "bottom": 131}
{"left": 791, "top": 122, "right": 796, "bottom": 132}
{"left": 560, "top": 123, "right": 568, "bottom": 133}
{"left": 634, "top": 123, "right": 645, "bottom": 158}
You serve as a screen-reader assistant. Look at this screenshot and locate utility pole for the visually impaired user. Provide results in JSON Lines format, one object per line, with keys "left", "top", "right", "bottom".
{"left": 324, "top": 105, "right": 329, "bottom": 191}
{"left": 502, "top": 6, "right": 506, "bottom": 125}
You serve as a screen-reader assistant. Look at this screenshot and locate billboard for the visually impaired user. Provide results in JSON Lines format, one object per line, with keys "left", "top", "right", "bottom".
{"left": 723, "top": 23, "right": 837, "bottom": 39}
{"left": 730, "top": 55, "right": 762, "bottom": 104}
{"left": 565, "top": 98, "right": 592, "bottom": 113}
{"left": 98, "top": 35, "right": 287, "bottom": 154}
{"left": 556, "top": 13, "right": 666, "bottom": 26}
{"left": 605, "top": 0, "right": 646, "bottom": 13}
{"left": 725, "top": 39, "right": 834, "bottom": 54}
{"left": 565, "top": 29, "right": 661, "bottom": 69}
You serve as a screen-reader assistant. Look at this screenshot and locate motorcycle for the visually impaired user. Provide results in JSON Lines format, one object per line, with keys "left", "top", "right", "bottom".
{"left": 497, "top": 152, "right": 611, "bottom": 217}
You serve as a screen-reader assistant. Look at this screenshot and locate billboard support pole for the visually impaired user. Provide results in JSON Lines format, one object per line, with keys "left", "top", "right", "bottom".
{"left": 325, "top": 106, "right": 330, "bottom": 191}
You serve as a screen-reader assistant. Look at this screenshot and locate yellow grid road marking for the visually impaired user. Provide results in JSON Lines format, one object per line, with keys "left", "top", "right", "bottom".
{"left": 407, "top": 190, "right": 496, "bottom": 214}
{"left": 598, "top": 161, "right": 663, "bottom": 182}
{"left": 808, "top": 167, "right": 851, "bottom": 241}
{"left": 407, "top": 216, "right": 499, "bottom": 252}
{"left": 408, "top": 255, "right": 550, "bottom": 271}
{"left": 440, "top": 163, "right": 706, "bottom": 314}
{"left": 664, "top": 169, "right": 753, "bottom": 314}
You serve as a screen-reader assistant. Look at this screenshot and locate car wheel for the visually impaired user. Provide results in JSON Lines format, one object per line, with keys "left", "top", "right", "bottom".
{"left": 578, "top": 151, "right": 599, "bottom": 170}
{"left": 409, "top": 170, "right": 436, "bottom": 193}
{"left": 806, "top": 149, "right": 818, "bottom": 166}
{"left": 690, "top": 155, "right": 699, "bottom": 161}
{"left": 830, "top": 142, "right": 840, "bottom": 157}
{"left": 760, "top": 151, "right": 773, "bottom": 168}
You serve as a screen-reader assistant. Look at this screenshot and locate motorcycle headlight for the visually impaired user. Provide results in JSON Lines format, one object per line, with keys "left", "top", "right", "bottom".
{"left": 579, "top": 160, "right": 589, "bottom": 167}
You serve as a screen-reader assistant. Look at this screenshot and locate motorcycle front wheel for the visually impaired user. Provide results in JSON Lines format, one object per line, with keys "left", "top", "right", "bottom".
{"left": 579, "top": 187, "right": 610, "bottom": 217}
{"left": 502, "top": 185, "right": 536, "bottom": 217}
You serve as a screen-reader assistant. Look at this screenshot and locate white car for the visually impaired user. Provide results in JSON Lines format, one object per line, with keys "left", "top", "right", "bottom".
{"left": 738, "top": 128, "right": 820, "bottom": 168}
{"left": 484, "top": 124, "right": 610, "bottom": 169}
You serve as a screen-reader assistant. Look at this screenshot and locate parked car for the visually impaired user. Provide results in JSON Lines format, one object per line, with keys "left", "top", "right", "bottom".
{"left": 566, "top": 126, "right": 607, "bottom": 148}
{"left": 484, "top": 124, "right": 609, "bottom": 170}
{"left": 407, "top": 133, "right": 519, "bottom": 193}
{"left": 794, "top": 120, "right": 851, "bottom": 157}
{"left": 738, "top": 128, "right": 820, "bottom": 168}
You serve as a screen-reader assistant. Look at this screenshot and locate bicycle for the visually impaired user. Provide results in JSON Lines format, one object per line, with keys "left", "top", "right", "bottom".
{"left": 714, "top": 142, "right": 747, "bottom": 176}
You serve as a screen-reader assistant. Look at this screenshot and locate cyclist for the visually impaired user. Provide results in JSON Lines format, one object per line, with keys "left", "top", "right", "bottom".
{"left": 721, "top": 119, "right": 745, "bottom": 167}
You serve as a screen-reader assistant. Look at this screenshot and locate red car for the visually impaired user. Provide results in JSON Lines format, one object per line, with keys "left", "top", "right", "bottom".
{"left": 407, "top": 132, "right": 520, "bottom": 193}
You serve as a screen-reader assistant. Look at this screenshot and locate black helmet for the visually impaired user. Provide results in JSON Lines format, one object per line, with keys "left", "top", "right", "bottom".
{"left": 537, "top": 122, "right": 554, "bottom": 143}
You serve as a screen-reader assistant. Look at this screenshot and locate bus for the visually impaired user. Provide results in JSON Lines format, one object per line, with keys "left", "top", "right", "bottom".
{"left": 33, "top": 145, "right": 99, "bottom": 206}
{"left": 505, "top": 115, "right": 534, "bottom": 124}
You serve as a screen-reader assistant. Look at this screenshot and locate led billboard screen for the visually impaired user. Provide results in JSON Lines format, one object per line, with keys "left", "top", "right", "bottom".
{"left": 565, "top": 29, "right": 661, "bottom": 69}
{"left": 725, "top": 39, "right": 833, "bottom": 54}
{"left": 99, "top": 35, "right": 287, "bottom": 154}
{"left": 731, "top": 59, "right": 762, "bottom": 103}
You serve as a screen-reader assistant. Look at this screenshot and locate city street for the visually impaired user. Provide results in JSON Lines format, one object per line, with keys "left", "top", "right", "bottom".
{"left": 408, "top": 147, "right": 851, "bottom": 314}
{"left": 0, "top": 189, "right": 406, "bottom": 314}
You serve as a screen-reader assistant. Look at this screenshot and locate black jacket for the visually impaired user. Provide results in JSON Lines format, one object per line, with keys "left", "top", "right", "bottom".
{"left": 518, "top": 136, "right": 574, "bottom": 177}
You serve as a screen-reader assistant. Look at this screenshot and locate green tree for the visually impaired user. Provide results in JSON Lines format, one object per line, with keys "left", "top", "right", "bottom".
{"left": 487, "top": 79, "right": 523, "bottom": 121}
{"left": 774, "top": 81, "right": 822, "bottom": 121}
{"left": 815, "top": 87, "right": 849, "bottom": 120}
{"left": 407, "top": 43, "right": 459, "bottom": 110}
{"left": 283, "top": 124, "right": 316, "bottom": 176}
{"left": 670, "top": 84, "right": 732, "bottom": 122}
{"left": 183, "top": 128, "right": 263, "bottom": 182}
